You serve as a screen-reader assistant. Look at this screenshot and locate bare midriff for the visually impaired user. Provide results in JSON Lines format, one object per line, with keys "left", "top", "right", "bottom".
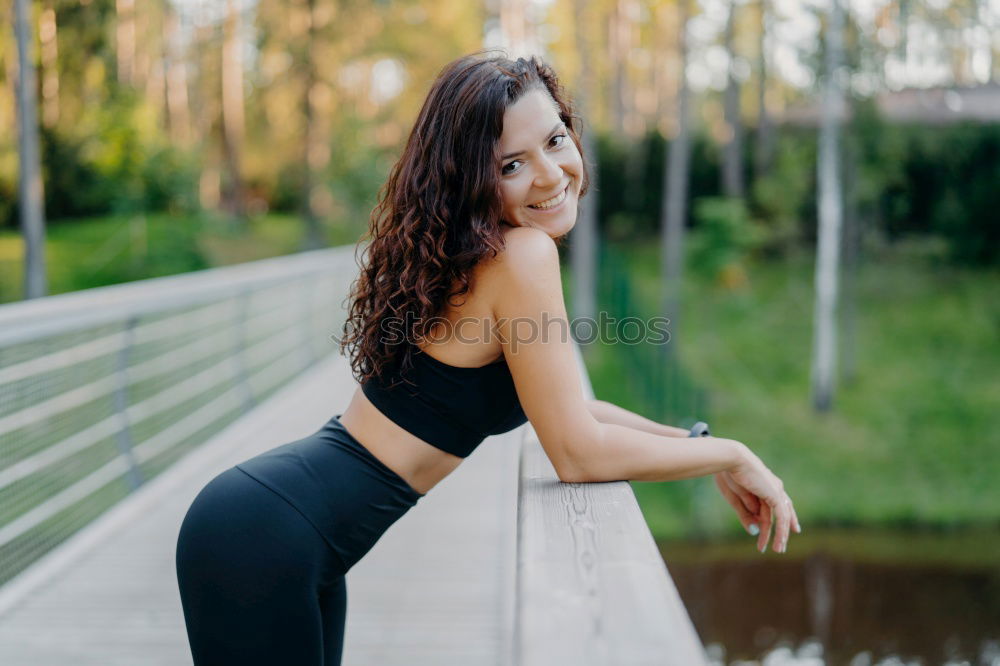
{"left": 337, "top": 248, "right": 506, "bottom": 497}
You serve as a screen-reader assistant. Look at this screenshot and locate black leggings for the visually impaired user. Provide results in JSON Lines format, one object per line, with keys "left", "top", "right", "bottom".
{"left": 175, "top": 415, "right": 424, "bottom": 665}
{"left": 175, "top": 466, "right": 348, "bottom": 664}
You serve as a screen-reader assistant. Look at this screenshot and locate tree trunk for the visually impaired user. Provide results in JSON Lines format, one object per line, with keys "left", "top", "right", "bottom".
{"left": 722, "top": 0, "right": 743, "bottom": 199}
{"left": 618, "top": 0, "right": 644, "bottom": 206}
{"left": 754, "top": 0, "right": 774, "bottom": 180}
{"left": 988, "top": 0, "right": 998, "bottom": 81}
{"left": 500, "top": 0, "right": 531, "bottom": 56}
{"left": 133, "top": 3, "right": 150, "bottom": 92}
{"left": 116, "top": 0, "right": 135, "bottom": 86}
{"left": 840, "top": 124, "right": 860, "bottom": 387}
{"left": 300, "top": 0, "right": 324, "bottom": 249}
{"left": 145, "top": 13, "right": 165, "bottom": 126}
{"left": 609, "top": 0, "right": 628, "bottom": 135}
{"left": 810, "top": 0, "right": 845, "bottom": 412}
{"left": 39, "top": 3, "right": 58, "bottom": 128}
{"left": 164, "top": 6, "right": 191, "bottom": 146}
{"left": 979, "top": 0, "right": 995, "bottom": 82}
{"left": 193, "top": 22, "right": 220, "bottom": 211}
{"left": 652, "top": 3, "right": 668, "bottom": 124}
{"left": 14, "top": 0, "right": 47, "bottom": 299}
{"left": 660, "top": 0, "right": 691, "bottom": 356}
{"left": 222, "top": 0, "right": 247, "bottom": 220}
{"left": 570, "top": 0, "right": 599, "bottom": 329}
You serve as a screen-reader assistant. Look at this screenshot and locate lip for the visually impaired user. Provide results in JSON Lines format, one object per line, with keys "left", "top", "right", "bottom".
{"left": 526, "top": 182, "right": 572, "bottom": 213}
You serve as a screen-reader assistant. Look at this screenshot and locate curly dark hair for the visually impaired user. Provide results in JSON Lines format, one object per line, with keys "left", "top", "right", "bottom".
{"left": 339, "top": 49, "right": 591, "bottom": 389}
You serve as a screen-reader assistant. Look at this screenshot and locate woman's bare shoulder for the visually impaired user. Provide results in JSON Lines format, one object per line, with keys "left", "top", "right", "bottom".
{"left": 475, "top": 225, "right": 561, "bottom": 316}
{"left": 480, "top": 225, "right": 558, "bottom": 276}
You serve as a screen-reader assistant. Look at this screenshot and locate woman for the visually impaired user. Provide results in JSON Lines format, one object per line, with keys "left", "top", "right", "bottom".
{"left": 175, "top": 50, "right": 800, "bottom": 665}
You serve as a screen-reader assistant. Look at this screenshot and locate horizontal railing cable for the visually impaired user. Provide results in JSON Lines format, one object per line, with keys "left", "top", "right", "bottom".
{"left": 0, "top": 247, "right": 355, "bottom": 587}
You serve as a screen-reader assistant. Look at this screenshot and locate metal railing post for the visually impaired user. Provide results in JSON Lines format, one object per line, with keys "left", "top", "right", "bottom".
{"left": 233, "top": 289, "right": 257, "bottom": 414}
{"left": 299, "top": 277, "right": 319, "bottom": 367}
{"left": 113, "top": 315, "right": 143, "bottom": 491}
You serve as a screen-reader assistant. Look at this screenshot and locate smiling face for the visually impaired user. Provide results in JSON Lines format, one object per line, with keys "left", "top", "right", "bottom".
{"left": 497, "top": 88, "right": 584, "bottom": 239}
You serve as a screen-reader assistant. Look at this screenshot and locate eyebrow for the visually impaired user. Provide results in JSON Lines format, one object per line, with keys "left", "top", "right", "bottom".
{"left": 501, "top": 122, "right": 565, "bottom": 160}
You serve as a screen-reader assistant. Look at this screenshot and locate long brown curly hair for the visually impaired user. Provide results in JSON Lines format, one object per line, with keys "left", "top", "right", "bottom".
{"left": 339, "top": 50, "right": 591, "bottom": 389}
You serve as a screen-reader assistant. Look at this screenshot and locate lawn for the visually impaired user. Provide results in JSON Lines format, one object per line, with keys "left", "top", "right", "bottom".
{"left": 579, "top": 237, "right": 1000, "bottom": 540}
{"left": 0, "top": 212, "right": 365, "bottom": 304}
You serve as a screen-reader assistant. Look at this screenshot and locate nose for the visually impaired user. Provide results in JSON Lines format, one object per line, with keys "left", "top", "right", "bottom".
{"left": 533, "top": 153, "right": 563, "bottom": 189}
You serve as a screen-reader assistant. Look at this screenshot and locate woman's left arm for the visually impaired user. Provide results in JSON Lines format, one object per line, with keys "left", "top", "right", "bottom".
{"left": 585, "top": 399, "right": 689, "bottom": 438}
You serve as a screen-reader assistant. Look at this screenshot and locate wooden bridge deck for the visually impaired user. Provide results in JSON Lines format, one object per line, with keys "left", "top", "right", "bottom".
{"left": 0, "top": 353, "right": 522, "bottom": 665}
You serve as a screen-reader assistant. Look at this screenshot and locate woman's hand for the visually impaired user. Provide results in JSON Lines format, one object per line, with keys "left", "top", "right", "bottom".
{"left": 719, "top": 444, "right": 801, "bottom": 553}
{"left": 713, "top": 470, "right": 760, "bottom": 531}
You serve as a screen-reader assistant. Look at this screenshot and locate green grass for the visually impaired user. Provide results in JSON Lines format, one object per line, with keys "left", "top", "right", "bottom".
{"left": 0, "top": 211, "right": 365, "bottom": 304}
{"left": 580, "top": 237, "right": 1000, "bottom": 540}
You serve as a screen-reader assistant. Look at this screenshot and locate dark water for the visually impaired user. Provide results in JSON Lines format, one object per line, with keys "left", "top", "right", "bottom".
{"left": 659, "top": 528, "right": 1000, "bottom": 665}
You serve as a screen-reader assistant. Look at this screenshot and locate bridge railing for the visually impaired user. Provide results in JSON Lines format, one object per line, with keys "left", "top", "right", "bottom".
{"left": 0, "top": 247, "right": 355, "bottom": 587}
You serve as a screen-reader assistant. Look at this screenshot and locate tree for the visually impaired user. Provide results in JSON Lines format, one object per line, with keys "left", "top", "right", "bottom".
{"left": 39, "top": 2, "right": 58, "bottom": 128}
{"left": 570, "top": 0, "right": 599, "bottom": 328}
{"left": 299, "top": 0, "right": 327, "bottom": 249}
{"left": 608, "top": 0, "right": 633, "bottom": 136}
{"left": 14, "top": 0, "right": 47, "bottom": 299}
{"left": 810, "top": 0, "right": 845, "bottom": 412}
{"left": 164, "top": 5, "right": 192, "bottom": 146}
{"left": 660, "top": 0, "right": 691, "bottom": 355}
{"left": 754, "top": 0, "right": 774, "bottom": 179}
{"left": 722, "top": 0, "right": 744, "bottom": 198}
{"left": 116, "top": 0, "right": 135, "bottom": 86}
{"left": 499, "top": 0, "right": 536, "bottom": 56}
{"left": 221, "top": 0, "right": 247, "bottom": 220}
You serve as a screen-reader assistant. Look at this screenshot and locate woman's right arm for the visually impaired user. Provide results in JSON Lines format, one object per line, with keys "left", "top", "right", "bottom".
{"left": 489, "top": 227, "right": 797, "bottom": 553}
{"left": 576, "top": 424, "right": 746, "bottom": 482}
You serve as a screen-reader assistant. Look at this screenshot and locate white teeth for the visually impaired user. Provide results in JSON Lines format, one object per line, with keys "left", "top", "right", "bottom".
{"left": 528, "top": 185, "right": 568, "bottom": 209}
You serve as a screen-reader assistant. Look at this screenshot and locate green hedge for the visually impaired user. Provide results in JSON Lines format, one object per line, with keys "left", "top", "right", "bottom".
{"left": 592, "top": 107, "right": 1000, "bottom": 266}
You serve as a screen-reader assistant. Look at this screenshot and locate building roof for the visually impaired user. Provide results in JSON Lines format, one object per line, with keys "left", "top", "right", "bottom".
{"left": 777, "top": 82, "right": 1000, "bottom": 125}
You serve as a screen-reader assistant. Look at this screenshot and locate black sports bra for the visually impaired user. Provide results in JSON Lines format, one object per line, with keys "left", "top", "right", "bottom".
{"left": 360, "top": 346, "right": 528, "bottom": 458}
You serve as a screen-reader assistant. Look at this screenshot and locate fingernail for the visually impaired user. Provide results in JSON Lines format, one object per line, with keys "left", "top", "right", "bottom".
{"left": 748, "top": 523, "right": 760, "bottom": 536}
{"left": 760, "top": 542, "right": 767, "bottom": 554}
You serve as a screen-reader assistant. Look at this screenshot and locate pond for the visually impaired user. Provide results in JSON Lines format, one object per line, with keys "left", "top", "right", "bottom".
{"left": 659, "top": 528, "right": 1000, "bottom": 666}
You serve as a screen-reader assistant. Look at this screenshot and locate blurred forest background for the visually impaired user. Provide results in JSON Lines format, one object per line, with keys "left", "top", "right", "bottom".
{"left": 2, "top": 0, "right": 998, "bottom": 543}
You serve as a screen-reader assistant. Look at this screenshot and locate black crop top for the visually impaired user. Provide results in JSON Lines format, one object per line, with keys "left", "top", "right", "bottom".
{"left": 361, "top": 346, "right": 528, "bottom": 458}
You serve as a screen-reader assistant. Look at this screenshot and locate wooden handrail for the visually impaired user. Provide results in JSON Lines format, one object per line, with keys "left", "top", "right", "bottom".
{"left": 514, "top": 343, "right": 709, "bottom": 664}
